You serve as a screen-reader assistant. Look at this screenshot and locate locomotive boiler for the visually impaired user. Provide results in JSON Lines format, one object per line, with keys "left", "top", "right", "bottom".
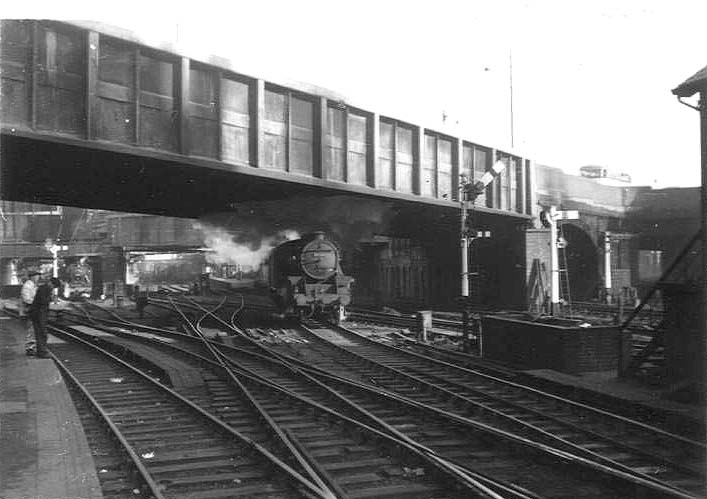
{"left": 268, "top": 232, "right": 353, "bottom": 322}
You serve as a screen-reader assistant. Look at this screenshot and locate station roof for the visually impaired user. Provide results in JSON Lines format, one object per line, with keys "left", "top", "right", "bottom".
{"left": 672, "top": 64, "right": 707, "bottom": 97}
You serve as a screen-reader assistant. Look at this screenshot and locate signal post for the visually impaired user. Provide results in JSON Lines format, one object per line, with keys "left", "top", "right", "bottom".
{"left": 459, "top": 160, "right": 506, "bottom": 352}
{"left": 540, "top": 206, "right": 579, "bottom": 316}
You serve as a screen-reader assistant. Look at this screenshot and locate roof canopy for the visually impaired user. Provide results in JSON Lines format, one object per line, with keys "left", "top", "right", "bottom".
{"left": 672, "top": 65, "right": 707, "bottom": 97}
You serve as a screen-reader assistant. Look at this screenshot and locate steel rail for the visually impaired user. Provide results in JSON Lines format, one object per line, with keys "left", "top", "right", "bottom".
{"left": 335, "top": 319, "right": 706, "bottom": 450}
{"left": 293, "top": 322, "right": 705, "bottom": 484}
{"left": 49, "top": 351, "right": 167, "bottom": 499}
{"left": 168, "top": 297, "right": 513, "bottom": 498}
{"left": 77, "top": 307, "right": 697, "bottom": 499}
{"left": 290, "top": 355, "right": 700, "bottom": 499}
{"left": 57, "top": 301, "right": 705, "bottom": 456}
{"left": 168, "top": 296, "right": 339, "bottom": 499}
{"left": 209, "top": 340, "right": 537, "bottom": 499}
{"left": 47, "top": 324, "right": 332, "bottom": 499}
{"left": 200, "top": 326, "right": 698, "bottom": 499}
{"left": 63, "top": 310, "right": 513, "bottom": 498}
{"left": 58, "top": 302, "right": 702, "bottom": 497}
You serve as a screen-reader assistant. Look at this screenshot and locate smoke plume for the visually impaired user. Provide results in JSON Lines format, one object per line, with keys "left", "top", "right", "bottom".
{"left": 199, "top": 196, "right": 394, "bottom": 263}
{"left": 194, "top": 222, "right": 299, "bottom": 271}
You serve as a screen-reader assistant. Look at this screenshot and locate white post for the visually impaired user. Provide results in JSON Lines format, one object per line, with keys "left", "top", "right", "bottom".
{"left": 549, "top": 206, "right": 560, "bottom": 314}
{"left": 604, "top": 232, "right": 612, "bottom": 303}
{"left": 460, "top": 190, "right": 469, "bottom": 297}
{"left": 50, "top": 245, "right": 59, "bottom": 278}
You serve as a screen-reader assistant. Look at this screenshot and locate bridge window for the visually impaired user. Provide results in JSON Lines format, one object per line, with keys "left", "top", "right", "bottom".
{"left": 97, "top": 39, "right": 177, "bottom": 153}
{"left": 348, "top": 113, "right": 367, "bottom": 185}
{"left": 263, "top": 89, "right": 287, "bottom": 170}
{"left": 379, "top": 120, "right": 417, "bottom": 193}
{"left": 326, "top": 107, "right": 345, "bottom": 181}
{"left": 326, "top": 106, "right": 369, "bottom": 185}
{"left": 263, "top": 88, "right": 315, "bottom": 174}
{"left": 491, "top": 153, "right": 525, "bottom": 213}
{"left": 97, "top": 38, "right": 135, "bottom": 143}
{"left": 462, "top": 143, "right": 486, "bottom": 207}
{"left": 188, "top": 67, "right": 218, "bottom": 159}
{"left": 422, "top": 135, "right": 437, "bottom": 197}
{"left": 36, "top": 23, "right": 85, "bottom": 136}
{"left": 509, "top": 156, "right": 517, "bottom": 212}
{"left": 461, "top": 144, "right": 473, "bottom": 183}
{"left": 513, "top": 157, "right": 525, "bottom": 213}
{"left": 525, "top": 159, "right": 532, "bottom": 214}
{"left": 378, "top": 121, "right": 394, "bottom": 190}
{"left": 138, "top": 53, "right": 177, "bottom": 151}
{"left": 396, "top": 126, "right": 413, "bottom": 193}
{"left": 1, "top": 20, "right": 32, "bottom": 126}
{"left": 438, "top": 139, "right": 453, "bottom": 200}
{"left": 422, "top": 133, "right": 452, "bottom": 199}
{"left": 221, "top": 77, "right": 250, "bottom": 165}
{"left": 290, "top": 96, "right": 314, "bottom": 176}
{"left": 497, "top": 154, "right": 510, "bottom": 210}
{"left": 473, "top": 146, "right": 490, "bottom": 208}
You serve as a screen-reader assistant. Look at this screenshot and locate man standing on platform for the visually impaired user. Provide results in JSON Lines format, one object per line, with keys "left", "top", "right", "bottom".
{"left": 21, "top": 271, "right": 40, "bottom": 355}
{"left": 29, "top": 277, "right": 61, "bottom": 359}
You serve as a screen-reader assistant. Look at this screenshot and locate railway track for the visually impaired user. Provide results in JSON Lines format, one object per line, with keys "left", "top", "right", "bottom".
{"left": 60, "top": 300, "right": 704, "bottom": 498}
{"left": 369, "top": 332, "right": 699, "bottom": 435}
{"left": 60, "top": 356, "right": 156, "bottom": 499}
{"left": 54, "top": 309, "right": 505, "bottom": 498}
{"left": 262, "top": 321, "right": 706, "bottom": 498}
{"left": 48, "top": 326, "right": 332, "bottom": 499}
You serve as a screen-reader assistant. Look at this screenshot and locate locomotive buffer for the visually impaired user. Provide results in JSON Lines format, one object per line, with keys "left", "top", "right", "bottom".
{"left": 459, "top": 160, "right": 506, "bottom": 352}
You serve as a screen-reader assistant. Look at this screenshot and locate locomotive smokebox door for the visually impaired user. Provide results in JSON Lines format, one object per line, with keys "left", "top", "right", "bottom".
{"left": 301, "top": 233, "right": 338, "bottom": 280}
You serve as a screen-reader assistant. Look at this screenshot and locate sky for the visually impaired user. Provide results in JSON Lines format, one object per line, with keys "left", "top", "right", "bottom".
{"left": 6, "top": 0, "right": 706, "bottom": 187}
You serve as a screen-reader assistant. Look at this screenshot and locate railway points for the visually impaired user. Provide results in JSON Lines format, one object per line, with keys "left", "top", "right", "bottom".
{"left": 1, "top": 18, "right": 705, "bottom": 499}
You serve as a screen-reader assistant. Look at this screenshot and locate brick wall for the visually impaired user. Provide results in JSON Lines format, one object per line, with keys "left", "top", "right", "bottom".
{"left": 482, "top": 315, "right": 625, "bottom": 374}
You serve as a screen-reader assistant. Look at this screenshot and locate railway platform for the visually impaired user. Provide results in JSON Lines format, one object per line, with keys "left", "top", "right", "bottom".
{"left": 0, "top": 310, "right": 103, "bottom": 499}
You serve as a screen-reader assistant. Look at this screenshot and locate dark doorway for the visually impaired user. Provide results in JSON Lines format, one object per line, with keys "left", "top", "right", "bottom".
{"left": 560, "top": 224, "right": 599, "bottom": 301}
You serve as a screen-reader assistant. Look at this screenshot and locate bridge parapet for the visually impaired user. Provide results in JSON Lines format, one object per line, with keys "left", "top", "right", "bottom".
{"left": 1, "top": 19, "right": 533, "bottom": 219}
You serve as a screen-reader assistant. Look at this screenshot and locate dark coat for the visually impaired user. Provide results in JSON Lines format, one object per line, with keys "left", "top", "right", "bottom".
{"left": 30, "top": 283, "right": 54, "bottom": 317}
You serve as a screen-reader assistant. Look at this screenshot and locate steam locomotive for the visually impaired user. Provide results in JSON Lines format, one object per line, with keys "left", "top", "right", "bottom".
{"left": 268, "top": 232, "right": 353, "bottom": 322}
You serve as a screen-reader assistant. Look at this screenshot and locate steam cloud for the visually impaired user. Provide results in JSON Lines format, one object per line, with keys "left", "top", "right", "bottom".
{"left": 194, "top": 222, "right": 300, "bottom": 271}
{"left": 196, "top": 195, "right": 396, "bottom": 271}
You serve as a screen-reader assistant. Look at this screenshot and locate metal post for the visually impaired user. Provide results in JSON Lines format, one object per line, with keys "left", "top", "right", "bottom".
{"left": 48, "top": 243, "right": 67, "bottom": 278}
{"left": 549, "top": 206, "right": 560, "bottom": 315}
{"left": 509, "top": 50, "right": 514, "bottom": 149}
{"left": 699, "top": 90, "right": 707, "bottom": 372}
{"left": 52, "top": 248, "right": 59, "bottom": 278}
{"left": 604, "top": 231, "right": 612, "bottom": 303}
{"left": 701, "top": 92, "right": 707, "bottom": 365}
{"left": 460, "top": 190, "right": 469, "bottom": 297}
{"left": 460, "top": 180, "right": 472, "bottom": 352}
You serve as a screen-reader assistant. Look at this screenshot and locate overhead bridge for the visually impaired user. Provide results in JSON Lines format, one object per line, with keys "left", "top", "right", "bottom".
{"left": 1, "top": 20, "right": 534, "bottom": 220}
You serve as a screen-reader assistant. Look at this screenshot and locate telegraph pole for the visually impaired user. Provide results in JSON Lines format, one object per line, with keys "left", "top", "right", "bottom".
{"left": 509, "top": 49, "right": 514, "bottom": 149}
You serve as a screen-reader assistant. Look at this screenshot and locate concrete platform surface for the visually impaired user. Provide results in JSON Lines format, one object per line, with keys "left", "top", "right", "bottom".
{"left": 0, "top": 313, "right": 103, "bottom": 499}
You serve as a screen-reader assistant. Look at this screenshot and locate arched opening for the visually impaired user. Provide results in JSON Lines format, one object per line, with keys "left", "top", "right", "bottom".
{"left": 559, "top": 223, "right": 599, "bottom": 301}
